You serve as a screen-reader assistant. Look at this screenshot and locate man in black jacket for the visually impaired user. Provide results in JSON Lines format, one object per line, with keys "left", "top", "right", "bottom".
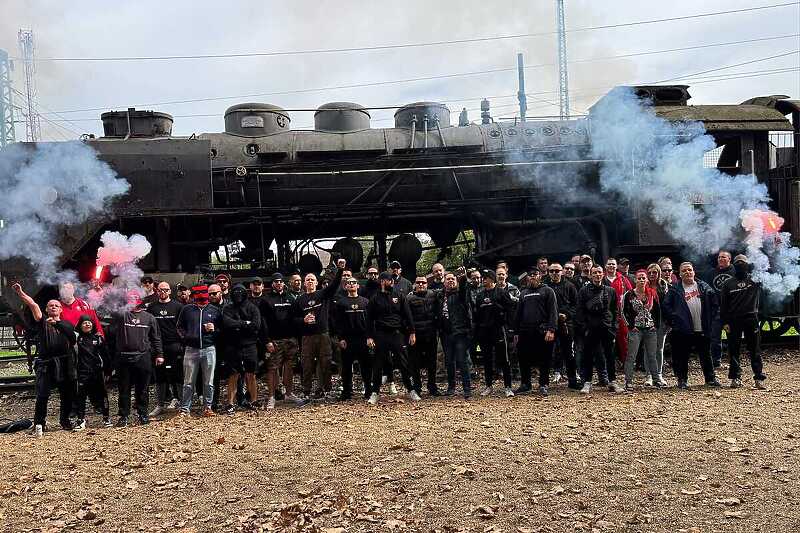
{"left": 366, "top": 272, "right": 418, "bottom": 404}
{"left": 474, "top": 270, "right": 516, "bottom": 398}
{"left": 720, "top": 255, "right": 767, "bottom": 390}
{"left": 576, "top": 265, "right": 622, "bottom": 394}
{"left": 706, "top": 250, "right": 736, "bottom": 368}
{"left": 222, "top": 284, "right": 261, "bottom": 413}
{"left": 513, "top": 269, "right": 558, "bottom": 395}
{"left": 438, "top": 267, "right": 473, "bottom": 398}
{"left": 545, "top": 263, "right": 581, "bottom": 389}
{"left": 111, "top": 292, "right": 163, "bottom": 426}
{"left": 407, "top": 276, "right": 441, "bottom": 396}
{"left": 389, "top": 261, "right": 413, "bottom": 295}
{"left": 333, "top": 276, "right": 372, "bottom": 400}
{"left": 294, "top": 267, "right": 343, "bottom": 399}
{"left": 263, "top": 273, "right": 304, "bottom": 407}
{"left": 147, "top": 281, "right": 184, "bottom": 416}
{"left": 13, "top": 283, "right": 77, "bottom": 437}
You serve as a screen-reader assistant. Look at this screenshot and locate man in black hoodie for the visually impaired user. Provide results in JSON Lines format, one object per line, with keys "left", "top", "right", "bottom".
{"left": 263, "top": 273, "right": 304, "bottom": 407}
{"left": 74, "top": 315, "right": 111, "bottom": 430}
{"left": 474, "top": 270, "right": 516, "bottom": 398}
{"left": 576, "top": 265, "right": 621, "bottom": 394}
{"left": 407, "top": 276, "right": 441, "bottom": 396}
{"left": 111, "top": 292, "right": 163, "bottom": 426}
{"left": 513, "top": 269, "right": 558, "bottom": 395}
{"left": 706, "top": 250, "right": 735, "bottom": 368}
{"left": 147, "top": 281, "right": 185, "bottom": 416}
{"left": 720, "top": 255, "right": 767, "bottom": 390}
{"left": 294, "top": 267, "right": 343, "bottom": 399}
{"left": 366, "top": 272, "right": 418, "bottom": 404}
{"left": 545, "top": 263, "right": 580, "bottom": 389}
{"left": 333, "top": 276, "right": 372, "bottom": 400}
{"left": 13, "top": 283, "right": 76, "bottom": 437}
{"left": 222, "top": 284, "right": 262, "bottom": 413}
{"left": 438, "top": 268, "right": 473, "bottom": 398}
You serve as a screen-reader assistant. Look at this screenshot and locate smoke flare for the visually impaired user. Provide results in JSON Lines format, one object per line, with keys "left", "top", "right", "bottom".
{"left": 86, "top": 231, "right": 152, "bottom": 314}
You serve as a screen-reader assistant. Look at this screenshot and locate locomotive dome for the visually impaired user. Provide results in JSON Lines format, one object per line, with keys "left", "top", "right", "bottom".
{"left": 224, "top": 102, "right": 290, "bottom": 137}
{"left": 314, "top": 102, "right": 371, "bottom": 132}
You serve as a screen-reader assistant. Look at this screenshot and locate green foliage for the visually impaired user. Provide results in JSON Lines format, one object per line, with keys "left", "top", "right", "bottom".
{"left": 417, "top": 231, "right": 474, "bottom": 275}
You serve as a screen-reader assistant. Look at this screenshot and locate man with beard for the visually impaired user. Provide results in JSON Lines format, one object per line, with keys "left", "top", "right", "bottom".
{"left": 176, "top": 283, "right": 192, "bottom": 305}
{"left": 438, "top": 268, "right": 473, "bottom": 398}
{"left": 58, "top": 281, "right": 104, "bottom": 337}
{"left": 545, "top": 263, "right": 580, "bottom": 389}
{"left": 513, "top": 269, "right": 558, "bottom": 396}
{"left": 359, "top": 266, "right": 381, "bottom": 300}
{"left": 474, "top": 270, "right": 516, "bottom": 398}
{"left": 720, "top": 255, "right": 767, "bottom": 390}
{"left": 333, "top": 276, "right": 372, "bottom": 400}
{"left": 147, "top": 282, "right": 185, "bottom": 416}
{"left": 604, "top": 258, "right": 633, "bottom": 364}
{"left": 221, "top": 284, "right": 261, "bottom": 413}
{"left": 576, "top": 266, "right": 623, "bottom": 394}
{"left": 428, "top": 263, "right": 445, "bottom": 291}
{"left": 288, "top": 273, "right": 303, "bottom": 300}
{"left": 706, "top": 250, "right": 735, "bottom": 368}
{"left": 407, "top": 276, "right": 441, "bottom": 396}
{"left": 366, "top": 273, "right": 418, "bottom": 404}
{"left": 13, "top": 283, "right": 77, "bottom": 437}
{"left": 389, "top": 261, "right": 413, "bottom": 295}
{"left": 495, "top": 266, "right": 520, "bottom": 300}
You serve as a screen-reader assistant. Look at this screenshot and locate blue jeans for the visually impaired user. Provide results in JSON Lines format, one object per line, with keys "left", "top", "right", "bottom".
{"left": 442, "top": 333, "right": 471, "bottom": 395}
{"left": 181, "top": 346, "right": 216, "bottom": 411}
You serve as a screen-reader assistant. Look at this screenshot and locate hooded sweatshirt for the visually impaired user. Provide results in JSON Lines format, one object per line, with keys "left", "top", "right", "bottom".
{"left": 222, "top": 284, "right": 261, "bottom": 347}
{"left": 75, "top": 314, "right": 110, "bottom": 381}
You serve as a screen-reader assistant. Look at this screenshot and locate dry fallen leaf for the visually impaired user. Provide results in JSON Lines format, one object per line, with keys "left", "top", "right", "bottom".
{"left": 716, "top": 497, "right": 742, "bottom": 506}
{"left": 681, "top": 488, "right": 702, "bottom": 496}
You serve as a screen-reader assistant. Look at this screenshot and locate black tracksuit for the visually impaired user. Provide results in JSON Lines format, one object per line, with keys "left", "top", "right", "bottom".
{"left": 368, "top": 289, "right": 416, "bottom": 394}
{"left": 720, "top": 274, "right": 766, "bottom": 381}
{"left": 576, "top": 282, "right": 618, "bottom": 384}
{"left": 407, "top": 289, "right": 440, "bottom": 393}
{"left": 546, "top": 278, "right": 579, "bottom": 385}
{"left": 474, "top": 286, "right": 515, "bottom": 388}
{"left": 333, "top": 294, "right": 372, "bottom": 398}
{"left": 514, "top": 284, "right": 558, "bottom": 387}
{"left": 147, "top": 300, "right": 184, "bottom": 405}
{"left": 33, "top": 318, "right": 77, "bottom": 428}
{"left": 75, "top": 325, "right": 110, "bottom": 421}
{"left": 111, "top": 309, "right": 163, "bottom": 419}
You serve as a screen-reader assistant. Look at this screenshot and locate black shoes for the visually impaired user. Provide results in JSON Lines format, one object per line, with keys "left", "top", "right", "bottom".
{"left": 705, "top": 379, "right": 722, "bottom": 388}
{"left": 514, "top": 384, "right": 532, "bottom": 395}
{"left": 116, "top": 416, "right": 129, "bottom": 427}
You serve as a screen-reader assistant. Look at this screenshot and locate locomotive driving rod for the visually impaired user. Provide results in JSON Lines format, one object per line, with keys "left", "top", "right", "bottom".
{"left": 255, "top": 159, "right": 614, "bottom": 177}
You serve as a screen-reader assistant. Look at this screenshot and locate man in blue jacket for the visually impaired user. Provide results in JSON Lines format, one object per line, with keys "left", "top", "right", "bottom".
{"left": 663, "top": 262, "right": 721, "bottom": 390}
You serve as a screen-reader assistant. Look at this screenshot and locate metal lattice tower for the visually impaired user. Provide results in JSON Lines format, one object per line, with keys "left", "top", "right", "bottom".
{"left": 18, "top": 29, "right": 41, "bottom": 142}
{"left": 555, "top": 0, "right": 570, "bottom": 120}
{"left": 0, "top": 48, "right": 15, "bottom": 148}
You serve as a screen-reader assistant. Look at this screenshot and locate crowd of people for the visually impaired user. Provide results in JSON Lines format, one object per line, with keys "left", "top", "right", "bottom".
{"left": 12, "top": 249, "right": 768, "bottom": 437}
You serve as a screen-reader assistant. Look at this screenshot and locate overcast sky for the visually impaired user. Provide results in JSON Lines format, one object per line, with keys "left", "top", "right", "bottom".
{"left": 2, "top": 0, "right": 798, "bottom": 140}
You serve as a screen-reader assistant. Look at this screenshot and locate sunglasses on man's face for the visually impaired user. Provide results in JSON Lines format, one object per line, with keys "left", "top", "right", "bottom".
{"left": 157, "top": 288, "right": 171, "bottom": 292}
{"left": 208, "top": 291, "right": 221, "bottom": 296}
{"left": 548, "top": 269, "right": 562, "bottom": 273}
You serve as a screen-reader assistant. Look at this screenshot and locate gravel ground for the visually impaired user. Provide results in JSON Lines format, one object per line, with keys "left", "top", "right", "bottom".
{"left": 0, "top": 348, "right": 798, "bottom": 533}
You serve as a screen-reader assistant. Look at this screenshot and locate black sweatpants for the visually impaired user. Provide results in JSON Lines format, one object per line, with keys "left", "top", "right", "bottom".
{"left": 76, "top": 374, "right": 109, "bottom": 419}
{"left": 477, "top": 329, "right": 512, "bottom": 388}
{"left": 341, "top": 335, "right": 372, "bottom": 398}
{"left": 154, "top": 342, "right": 184, "bottom": 406}
{"left": 669, "top": 331, "right": 716, "bottom": 384}
{"left": 727, "top": 317, "right": 766, "bottom": 381}
{"left": 372, "top": 330, "right": 414, "bottom": 394}
{"left": 408, "top": 332, "right": 438, "bottom": 393}
{"left": 33, "top": 359, "right": 75, "bottom": 428}
{"left": 581, "top": 327, "right": 616, "bottom": 384}
{"left": 553, "top": 325, "right": 578, "bottom": 384}
{"left": 517, "top": 330, "right": 554, "bottom": 387}
{"left": 117, "top": 357, "right": 152, "bottom": 419}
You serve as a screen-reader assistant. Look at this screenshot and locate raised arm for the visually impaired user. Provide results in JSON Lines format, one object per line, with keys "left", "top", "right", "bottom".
{"left": 12, "top": 283, "right": 42, "bottom": 322}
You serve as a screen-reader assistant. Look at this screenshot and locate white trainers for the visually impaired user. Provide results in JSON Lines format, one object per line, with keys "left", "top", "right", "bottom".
{"left": 504, "top": 387, "right": 514, "bottom": 398}
{"left": 480, "top": 386, "right": 493, "bottom": 397}
{"left": 388, "top": 383, "right": 398, "bottom": 395}
{"left": 655, "top": 377, "right": 669, "bottom": 388}
{"left": 644, "top": 376, "right": 653, "bottom": 387}
{"left": 608, "top": 382, "right": 624, "bottom": 393}
{"left": 167, "top": 398, "right": 181, "bottom": 410}
{"left": 381, "top": 375, "right": 388, "bottom": 386}
{"left": 367, "top": 393, "right": 379, "bottom": 405}
{"left": 730, "top": 378, "right": 742, "bottom": 389}
{"left": 580, "top": 383, "right": 592, "bottom": 395}
{"left": 754, "top": 379, "right": 767, "bottom": 390}
{"left": 267, "top": 396, "right": 276, "bottom": 409}
{"left": 408, "top": 390, "right": 422, "bottom": 402}
{"left": 73, "top": 419, "right": 86, "bottom": 432}
{"left": 33, "top": 424, "right": 43, "bottom": 438}
{"left": 285, "top": 392, "right": 300, "bottom": 402}
{"left": 553, "top": 372, "right": 562, "bottom": 383}
{"left": 148, "top": 406, "right": 164, "bottom": 417}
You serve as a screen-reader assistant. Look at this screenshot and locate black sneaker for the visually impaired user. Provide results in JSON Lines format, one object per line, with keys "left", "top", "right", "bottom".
{"left": 539, "top": 385, "right": 549, "bottom": 396}
{"left": 60, "top": 420, "right": 74, "bottom": 431}
{"left": 514, "top": 384, "right": 532, "bottom": 395}
{"left": 138, "top": 415, "right": 150, "bottom": 426}
{"left": 240, "top": 400, "right": 256, "bottom": 411}
{"left": 274, "top": 387, "right": 285, "bottom": 401}
{"left": 339, "top": 393, "right": 352, "bottom": 401}
{"left": 677, "top": 381, "right": 689, "bottom": 390}
{"left": 428, "top": 387, "right": 442, "bottom": 397}
{"left": 224, "top": 404, "right": 236, "bottom": 415}
{"left": 444, "top": 387, "right": 456, "bottom": 396}
{"left": 567, "top": 381, "right": 582, "bottom": 390}
{"left": 705, "top": 379, "right": 722, "bottom": 388}
{"left": 102, "top": 417, "right": 113, "bottom": 428}
{"left": 116, "top": 417, "right": 129, "bottom": 428}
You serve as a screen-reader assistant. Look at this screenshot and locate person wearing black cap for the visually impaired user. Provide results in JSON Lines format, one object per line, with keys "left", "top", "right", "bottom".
{"left": 176, "top": 283, "right": 192, "bottom": 305}
{"left": 332, "top": 276, "right": 373, "bottom": 400}
{"left": 221, "top": 284, "right": 262, "bottom": 413}
{"left": 720, "top": 255, "right": 767, "bottom": 389}
{"left": 474, "top": 270, "right": 516, "bottom": 397}
{"left": 513, "top": 269, "right": 558, "bottom": 395}
{"left": 294, "top": 267, "right": 343, "bottom": 399}
{"left": 366, "top": 272, "right": 418, "bottom": 404}
{"left": 389, "top": 261, "right": 413, "bottom": 295}
{"left": 141, "top": 276, "right": 157, "bottom": 306}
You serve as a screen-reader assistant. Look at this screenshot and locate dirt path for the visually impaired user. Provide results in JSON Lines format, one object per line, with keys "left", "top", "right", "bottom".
{"left": 1, "top": 350, "right": 799, "bottom": 532}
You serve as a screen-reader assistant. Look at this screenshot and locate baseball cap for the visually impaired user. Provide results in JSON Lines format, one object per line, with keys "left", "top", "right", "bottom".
{"left": 251, "top": 276, "right": 264, "bottom": 284}
{"left": 389, "top": 260, "right": 401, "bottom": 269}
{"left": 215, "top": 273, "right": 231, "bottom": 283}
{"left": 379, "top": 272, "right": 393, "bottom": 281}
{"left": 733, "top": 254, "right": 748, "bottom": 264}
{"left": 271, "top": 272, "right": 284, "bottom": 281}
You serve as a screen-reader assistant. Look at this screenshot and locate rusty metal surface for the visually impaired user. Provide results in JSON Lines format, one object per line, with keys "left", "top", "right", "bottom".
{"left": 653, "top": 105, "right": 792, "bottom": 131}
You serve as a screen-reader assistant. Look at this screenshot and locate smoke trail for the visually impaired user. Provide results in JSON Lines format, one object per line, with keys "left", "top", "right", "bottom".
{"left": 86, "top": 231, "right": 152, "bottom": 314}
{"left": 740, "top": 210, "right": 800, "bottom": 296}
{"left": 588, "top": 87, "right": 800, "bottom": 297}
{"left": 0, "top": 141, "right": 130, "bottom": 283}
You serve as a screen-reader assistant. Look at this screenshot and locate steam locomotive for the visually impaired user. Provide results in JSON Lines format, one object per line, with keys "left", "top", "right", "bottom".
{"left": 1, "top": 84, "right": 799, "bottom": 336}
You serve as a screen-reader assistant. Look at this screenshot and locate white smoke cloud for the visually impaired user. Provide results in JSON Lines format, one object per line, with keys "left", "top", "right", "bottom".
{"left": 0, "top": 141, "right": 130, "bottom": 282}
{"left": 86, "top": 231, "right": 152, "bottom": 314}
{"left": 589, "top": 87, "right": 800, "bottom": 297}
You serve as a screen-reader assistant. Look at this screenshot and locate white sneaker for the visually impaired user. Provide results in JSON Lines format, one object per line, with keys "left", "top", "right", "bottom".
{"left": 279, "top": 384, "right": 287, "bottom": 396}
{"left": 580, "top": 383, "right": 592, "bottom": 395}
{"left": 167, "top": 398, "right": 181, "bottom": 410}
{"left": 33, "top": 424, "right": 43, "bottom": 438}
{"left": 480, "top": 385, "right": 493, "bottom": 397}
{"left": 553, "top": 372, "right": 562, "bottom": 383}
{"left": 644, "top": 376, "right": 653, "bottom": 387}
{"left": 367, "top": 393, "right": 379, "bottom": 405}
{"left": 267, "top": 396, "right": 276, "bottom": 409}
{"left": 388, "top": 383, "right": 398, "bottom": 395}
{"left": 608, "top": 382, "right": 625, "bottom": 393}
{"left": 382, "top": 375, "right": 388, "bottom": 386}
{"left": 285, "top": 392, "right": 300, "bottom": 402}
{"left": 148, "top": 406, "right": 164, "bottom": 417}
{"left": 408, "top": 390, "right": 422, "bottom": 402}
{"left": 754, "top": 379, "right": 767, "bottom": 390}
{"left": 73, "top": 419, "right": 86, "bottom": 432}
{"left": 655, "top": 377, "right": 669, "bottom": 387}
{"left": 504, "top": 387, "right": 514, "bottom": 398}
